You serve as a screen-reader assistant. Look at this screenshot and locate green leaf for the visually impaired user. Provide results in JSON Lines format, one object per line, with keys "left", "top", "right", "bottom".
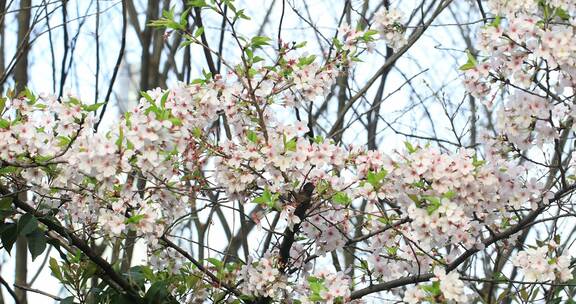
{"left": 246, "top": 130, "right": 258, "bottom": 143}
{"left": 180, "top": 7, "right": 191, "bottom": 27}
{"left": 126, "top": 214, "right": 145, "bottom": 224}
{"left": 421, "top": 281, "right": 441, "bottom": 296}
{"left": 443, "top": 190, "right": 456, "bottom": 200}
{"left": 488, "top": 15, "right": 501, "bottom": 27}
{"left": 245, "top": 48, "right": 254, "bottom": 60}
{"left": 298, "top": 55, "right": 316, "bottom": 67}
{"left": 160, "top": 91, "right": 170, "bottom": 109}
{"left": 68, "top": 97, "right": 81, "bottom": 105}
{"left": 520, "top": 288, "right": 529, "bottom": 301}
{"left": 82, "top": 102, "right": 105, "bottom": 112}
{"left": 26, "top": 229, "right": 47, "bottom": 260}
{"left": 496, "top": 289, "right": 510, "bottom": 303}
{"left": 192, "top": 127, "right": 202, "bottom": 138}
{"left": 60, "top": 296, "right": 75, "bottom": 304}
{"left": 201, "top": 69, "right": 213, "bottom": 81}
{"left": 459, "top": 62, "right": 476, "bottom": 71}
{"left": 188, "top": 0, "right": 207, "bottom": 7}
{"left": 169, "top": 117, "right": 182, "bottom": 127}
{"left": 307, "top": 276, "right": 326, "bottom": 301}
{"left": 234, "top": 9, "right": 251, "bottom": 21}
{"left": 0, "top": 118, "right": 10, "bottom": 129}
{"left": 294, "top": 41, "right": 307, "bottom": 49}
{"left": 18, "top": 214, "right": 38, "bottom": 236}
{"left": 49, "top": 257, "right": 64, "bottom": 281}
{"left": 459, "top": 49, "right": 478, "bottom": 71}
{"left": 109, "top": 293, "right": 134, "bottom": 304}
{"left": 283, "top": 134, "right": 297, "bottom": 152}
{"left": 0, "top": 197, "right": 12, "bottom": 210}
{"left": 0, "top": 223, "right": 17, "bottom": 252}
{"left": 422, "top": 195, "right": 442, "bottom": 214}
{"left": 333, "top": 192, "right": 351, "bottom": 205}
{"left": 404, "top": 141, "right": 417, "bottom": 153}
{"left": 253, "top": 188, "right": 279, "bottom": 209}
{"left": 116, "top": 127, "right": 124, "bottom": 149}
{"left": 206, "top": 257, "right": 223, "bottom": 269}
{"left": 555, "top": 7, "right": 570, "bottom": 20}
{"left": 144, "top": 281, "right": 170, "bottom": 304}
{"left": 363, "top": 29, "right": 379, "bottom": 40}
{"left": 366, "top": 169, "right": 388, "bottom": 187}
{"left": 251, "top": 36, "right": 271, "bottom": 48}
{"left": 24, "top": 88, "right": 37, "bottom": 105}
{"left": 57, "top": 136, "right": 72, "bottom": 148}
{"left": 0, "top": 97, "right": 5, "bottom": 113}
{"left": 530, "top": 288, "right": 540, "bottom": 302}
{"left": 387, "top": 246, "right": 398, "bottom": 256}
{"left": 0, "top": 166, "right": 17, "bottom": 174}
{"left": 554, "top": 234, "right": 561, "bottom": 245}
{"left": 126, "top": 266, "right": 149, "bottom": 290}
{"left": 141, "top": 91, "right": 156, "bottom": 105}
{"left": 194, "top": 26, "right": 204, "bottom": 38}
{"left": 332, "top": 37, "right": 342, "bottom": 50}
{"left": 307, "top": 276, "right": 324, "bottom": 292}
{"left": 472, "top": 155, "right": 485, "bottom": 167}
{"left": 34, "top": 154, "right": 53, "bottom": 163}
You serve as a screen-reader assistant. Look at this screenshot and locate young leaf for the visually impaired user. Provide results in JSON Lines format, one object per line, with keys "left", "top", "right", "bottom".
{"left": 246, "top": 130, "right": 258, "bottom": 143}
{"left": 194, "top": 26, "right": 204, "bottom": 38}
{"left": 49, "top": 257, "right": 64, "bottom": 281}
{"left": 404, "top": 141, "right": 417, "bottom": 153}
{"left": 82, "top": 102, "right": 105, "bottom": 112}
{"left": 0, "top": 97, "right": 6, "bottom": 114}
{"left": 188, "top": 0, "right": 207, "bottom": 7}
{"left": 333, "top": 192, "right": 351, "bottom": 205}
{"left": 458, "top": 50, "right": 478, "bottom": 71}
{"left": 0, "top": 118, "right": 10, "bottom": 129}
{"left": 251, "top": 36, "right": 271, "bottom": 48}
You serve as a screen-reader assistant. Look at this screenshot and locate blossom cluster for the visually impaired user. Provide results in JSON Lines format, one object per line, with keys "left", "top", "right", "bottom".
{"left": 374, "top": 7, "right": 407, "bottom": 50}
{"left": 363, "top": 146, "right": 543, "bottom": 272}
{"left": 511, "top": 243, "right": 573, "bottom": 282}
{"left": 461, "top": 1, "right": 576, "bottom": 151}
{"left": 404, "top": 268, "right": 469, "bottom": 303}
{"left": 298, "top": 271, "right": 351, "bottom": 304}
{"left": 239, "top": 255, "right": 287, "bottom": 298}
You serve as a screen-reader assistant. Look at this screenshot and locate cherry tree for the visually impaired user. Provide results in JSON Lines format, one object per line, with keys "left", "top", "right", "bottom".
{"left": 0, "top": 0, "right": 575, "bottom": 303}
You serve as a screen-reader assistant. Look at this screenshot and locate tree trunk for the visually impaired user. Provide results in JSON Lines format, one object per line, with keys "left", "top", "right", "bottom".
{"left": 14, "top": 0, "right": 31, "bottom": 93}
{"left": 14, "top": 1, "right": 32, "bottom": 303}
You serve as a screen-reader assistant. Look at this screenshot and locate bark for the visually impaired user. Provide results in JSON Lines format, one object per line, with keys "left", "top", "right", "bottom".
{"left": 14, "top": 1, "right": 32, "bottom": 303}
{"left": 0, "top": 0, "right": 6, "bottom": 95}
{"left": 14, "top": 0, "right": 31, "bottom": 93}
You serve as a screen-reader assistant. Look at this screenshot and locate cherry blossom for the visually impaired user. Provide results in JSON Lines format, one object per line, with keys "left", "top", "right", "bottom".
{"left": 511, "top": 243, "right": 573, "bottom": 283}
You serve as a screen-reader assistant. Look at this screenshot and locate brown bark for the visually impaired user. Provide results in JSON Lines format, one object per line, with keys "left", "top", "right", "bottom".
{"left": 14, "top": 1, "right": 32, "bottom": 303}
{"left": 14, "top": 0, "right": 30, "bottom": 93}
{"left": 0, "top": 0, "right": 6, "bottom": 95}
